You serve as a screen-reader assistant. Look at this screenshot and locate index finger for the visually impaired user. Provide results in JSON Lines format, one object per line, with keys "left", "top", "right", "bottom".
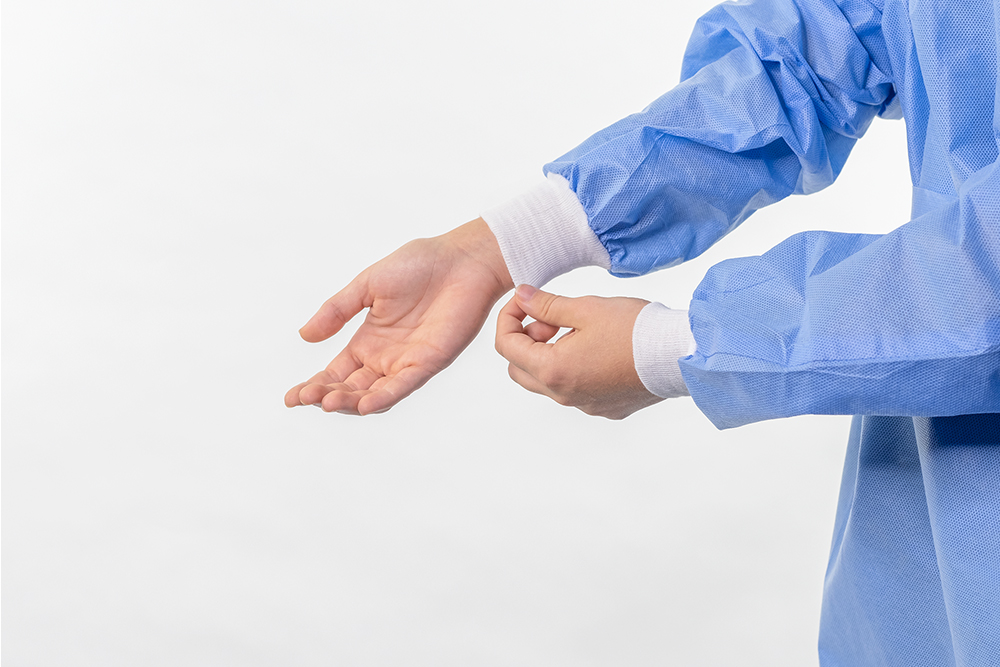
{"left": 495, "top": 296, "right": 554, "bottom": 377}
{"left": 299, "top": 273, "right": 370, "bottom": 343}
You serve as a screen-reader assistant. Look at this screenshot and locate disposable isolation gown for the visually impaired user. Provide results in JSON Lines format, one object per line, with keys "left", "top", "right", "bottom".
{"left": 543, "top": 0, "right": 1000, "bottom": 663}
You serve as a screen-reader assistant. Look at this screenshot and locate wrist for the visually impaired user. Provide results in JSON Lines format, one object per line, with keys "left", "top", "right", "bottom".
{"left": 445, "top": 218, "right": 514, "bottom": 299}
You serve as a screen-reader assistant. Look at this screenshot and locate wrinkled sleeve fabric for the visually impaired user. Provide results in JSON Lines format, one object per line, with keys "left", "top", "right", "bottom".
{"left": 544, "top": 0, "right": 896, "bottom": 278}
{"left": 546, "top": 0, "right": 1000, "bottom": 428}
{"left": 684, "top": 190, "right": 1000, "bottom": 428}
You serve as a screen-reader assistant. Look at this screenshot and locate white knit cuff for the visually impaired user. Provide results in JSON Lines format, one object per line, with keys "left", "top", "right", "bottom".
{"left": 481, "top": 173, "right": 611, "bottom": 288}
{"left": 632, "top": 302, "right": 696, "bottom": 399}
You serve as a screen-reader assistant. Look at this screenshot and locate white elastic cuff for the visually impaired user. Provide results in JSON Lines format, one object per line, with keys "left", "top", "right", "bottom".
{"left": 481, "top": 173, "right": 611, "bottom": 288}
{"left": 632, "top": 302, "right": 696, "bottom": 399}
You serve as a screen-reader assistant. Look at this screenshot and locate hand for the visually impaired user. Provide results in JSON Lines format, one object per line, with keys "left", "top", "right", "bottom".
{"left": 495, "top": 285, "right": 663, "bottom": 420}
{"left": 285, "top": 218, "right": 512, "bottom": 415}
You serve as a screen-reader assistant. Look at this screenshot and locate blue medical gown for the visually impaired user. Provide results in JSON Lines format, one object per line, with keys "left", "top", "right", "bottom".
{"left": 544, "top": 0, "right": 1000, "bottom": 662}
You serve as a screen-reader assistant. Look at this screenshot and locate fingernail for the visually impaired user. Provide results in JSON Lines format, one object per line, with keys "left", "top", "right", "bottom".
{"left": 516, "top": 284, "right": 537, "bottom": 302}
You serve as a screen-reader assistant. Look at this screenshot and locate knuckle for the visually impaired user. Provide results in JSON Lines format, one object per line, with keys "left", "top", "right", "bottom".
{"left": 539, "top": 294, "right": 566, "bottom": 323}
{"left": 325, "top": 300, "right": 348, "bottom": 326}
{"left": 535, "top": 295, "right": 554, "bottom": 321}
{"left": 539, "top": 365, "right": 564, "bottom": 389}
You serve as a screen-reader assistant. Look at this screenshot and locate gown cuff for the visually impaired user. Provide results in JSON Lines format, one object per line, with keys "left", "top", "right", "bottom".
{"left": 481, "top": 173, "right": 611, "bottom": 288}
{"left": 632, "top": 302, "right": 696, "bottom": 399}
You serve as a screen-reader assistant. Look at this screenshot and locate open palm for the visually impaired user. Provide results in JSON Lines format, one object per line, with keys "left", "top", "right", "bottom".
{"left": 285, "top": 220, "right": 511, "bottom": 415}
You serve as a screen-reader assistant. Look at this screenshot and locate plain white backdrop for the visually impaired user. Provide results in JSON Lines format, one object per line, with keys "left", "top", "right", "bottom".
{"left": 3, "top": 0, "right": 912, "bottom": 664}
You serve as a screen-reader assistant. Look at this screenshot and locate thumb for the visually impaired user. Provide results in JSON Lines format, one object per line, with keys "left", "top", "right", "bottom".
{"left": 514, "top": 284, "right": 584, "bottom": 328}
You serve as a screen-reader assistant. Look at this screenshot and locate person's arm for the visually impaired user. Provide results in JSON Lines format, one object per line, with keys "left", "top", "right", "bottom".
{"left": 491, "top": 0, "right": 896, "bottom": 285}
{"left": 490, "top": 0, "right": 1000, "bottom": 426}
{"left": 487, "top": 0, "right": 897, "bottom": 417}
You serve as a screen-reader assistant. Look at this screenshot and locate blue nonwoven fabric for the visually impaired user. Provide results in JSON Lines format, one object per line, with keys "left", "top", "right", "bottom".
{"left": 543, "top": 0, "right": 1000, "bottom": 662}
{"left": 820, "top": 415, "right": 1000, "bottom": 665}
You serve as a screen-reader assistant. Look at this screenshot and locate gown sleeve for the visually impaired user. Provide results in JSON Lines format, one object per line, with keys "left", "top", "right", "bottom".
{"left": 544, "top": 0, "right": 1000, "bottom": 427}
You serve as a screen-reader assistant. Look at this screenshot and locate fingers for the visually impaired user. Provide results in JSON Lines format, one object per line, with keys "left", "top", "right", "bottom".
{"left": 298, "top": 378, "right": 340, "bottom": 407}
{"left": 341, "top": 365, "right": 383, "bottom": 392}
{"left": 524, "top": 320, "right": 559, "bottom": 343}
{"left": 285, "top": 369, "right": 336, "bottom": 407}
{"left": 296, "top": 364, "right": 380, "bottom": 409}
{"left": 284, "top": 354, "right": 360, "bottom": 406}
{"left": 325, "top": 350, "right": 364, "bottom": 385}
{"left": 495, "top": 296, "right": 554, "bottom": 378}
{"left": 299, "top": 274, "right": 370, "bottom": 343}
{"left": 513, "top": 284, "right": 585, "bottom": 329}
{"left": 357, "top": 366, "right": 430, "bottom": 415}
{"left": 320, "top": 388, "right": 364, "bottom": 415}
{"left": 286, "top": 364, "right": 430, "bottom": 415}
{"left": 284, "top": 382, "right": 309, "bottom": 407}
{"left": 285, "top": 377, "right": 368, "bottom": 414}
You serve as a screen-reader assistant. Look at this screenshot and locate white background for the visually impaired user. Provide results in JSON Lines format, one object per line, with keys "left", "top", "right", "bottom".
{"left": 3, "top": 1, "right": 912, "bottom": 664}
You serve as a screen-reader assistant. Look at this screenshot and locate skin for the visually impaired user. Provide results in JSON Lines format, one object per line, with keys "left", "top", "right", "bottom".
{"left": 285, "top": 218, "right": 659, "bottom": 417}
{"left": 495, "top": 285, "right": 664, "bottom": 420}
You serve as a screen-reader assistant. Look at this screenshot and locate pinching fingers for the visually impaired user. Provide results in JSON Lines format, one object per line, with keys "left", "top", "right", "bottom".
{"left": 495, "top": 295, "right": 554, "bottom": 378}
{"left": 524, "top": 320, "right": 560, "bottom": 343}
{"left": 513, "top": 284, "right": 586, "bottom": 329}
